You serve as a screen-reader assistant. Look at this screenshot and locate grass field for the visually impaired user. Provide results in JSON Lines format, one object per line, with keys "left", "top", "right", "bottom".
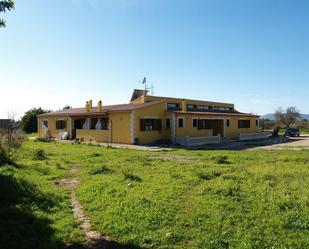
{"left": 1, "top": 140, "right": 309, "bottom": 249}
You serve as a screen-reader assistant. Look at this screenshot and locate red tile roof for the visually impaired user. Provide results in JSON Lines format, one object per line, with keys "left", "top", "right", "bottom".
{"left": 38, "top": 101, "right": 162, "bottom": 117}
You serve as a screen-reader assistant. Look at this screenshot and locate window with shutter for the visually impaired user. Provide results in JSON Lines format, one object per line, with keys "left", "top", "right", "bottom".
{"left": 192, "top": 119, "right": 197, "bottom": 128}
{"left": 140, "top": 119, "right": 162, "bottom": 131}
{"left": 197, "top": 119, "right": 211, "bottom": 129}
{"left": 238, "top": 120, "right": 250, "bottom": 128}
{"left": 166, "top": 119, "right": 171, "bottom": 129}
{"left": 178, "top": 118, "right": 184, "bottom": 128}
{"left": 56, "top": 120, "right": 66, "bottom": 130}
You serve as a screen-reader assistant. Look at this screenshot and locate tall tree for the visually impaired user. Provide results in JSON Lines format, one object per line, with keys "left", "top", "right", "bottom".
{"left": 63, "top": 105, "right": 72, "bottom": 110}
{"left": 20, "top": 108, "right": 51, "bottom": 134}
{"left": 0, "top": 0, "right": 14, "bottom": 28}
{"left": 275, "top": 107, "right": 301, "bottom": 128}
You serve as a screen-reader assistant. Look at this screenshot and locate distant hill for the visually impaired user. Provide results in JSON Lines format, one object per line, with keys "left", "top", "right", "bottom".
{"left": 262, "top": 113, "right": 309, "bottom": 120}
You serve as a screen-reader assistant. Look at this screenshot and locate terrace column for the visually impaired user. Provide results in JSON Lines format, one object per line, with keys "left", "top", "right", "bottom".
{"left": 171, "top": 113, "right": 176, "bottom": 144}
{"left": 130, "top": 110, "right": 136, "bottom": 144}
{"left": 109, "top": 114, "right": 112, "bottom": 143}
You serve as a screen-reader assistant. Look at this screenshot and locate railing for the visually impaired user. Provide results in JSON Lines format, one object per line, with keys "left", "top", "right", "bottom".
{"left": 167, "top": 107, "right": 182, "bottom": 111}
{"left": 239, "top": 132, "right": 271, "bottom": 141}
{"left": 175, "top": 135, "right": 221, "bottom": 148}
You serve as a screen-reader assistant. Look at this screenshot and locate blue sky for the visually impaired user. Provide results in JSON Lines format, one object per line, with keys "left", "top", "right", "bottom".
{"left": 1, "top": 0, "right": 308, "bottom": 118}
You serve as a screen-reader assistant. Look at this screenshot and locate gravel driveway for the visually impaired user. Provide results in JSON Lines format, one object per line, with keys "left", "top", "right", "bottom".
{"left": 247, "top": 134, "right": 309, "bottom": 150}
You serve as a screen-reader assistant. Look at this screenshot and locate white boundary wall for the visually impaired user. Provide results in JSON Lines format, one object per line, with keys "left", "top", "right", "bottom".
{"left": 175, "top": 136, "right": 221, "bottom": 147}
{"left": 239, "top": 132, "right": 270, "bottom": 141}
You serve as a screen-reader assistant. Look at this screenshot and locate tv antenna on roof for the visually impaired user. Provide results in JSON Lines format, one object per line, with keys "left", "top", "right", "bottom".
{"left": 141, "top": 77, "right": 154, "bottom": 95}
{"left": 142, "top": 77, "right": 147, "bottom": 92}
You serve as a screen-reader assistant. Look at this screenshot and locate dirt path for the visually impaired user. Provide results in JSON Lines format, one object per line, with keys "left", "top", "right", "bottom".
{"left": 57, "top": 166, "right": 111, "bottom": 249}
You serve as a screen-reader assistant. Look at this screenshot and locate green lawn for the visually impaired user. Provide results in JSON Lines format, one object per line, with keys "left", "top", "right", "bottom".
{"left": 301, "top": 128, "right": 309, "bottom": 134}
{"left": 1, "top": 141, "right": 309, "bottom": 249}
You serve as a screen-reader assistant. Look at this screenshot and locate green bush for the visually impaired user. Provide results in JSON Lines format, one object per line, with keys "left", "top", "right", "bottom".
{"left": 0, "top": 145, "right": 14, "bottom": 166}
{"left": 35, "top": 137, "right": 50, "bottom": 143}
{"left": 195, "top": 169, "right": 222, "bottom": 180}
{"left": 212, "top": 155, "right": 231, "bottom": 164}
{"left": 90, "top": 166, "right": 113, "bottom": 175}
{"left": 33, "top": 149, "right": 47, "bottom": 160}
{"left": 123, "top": 170, "right": 142, "bottom": 182}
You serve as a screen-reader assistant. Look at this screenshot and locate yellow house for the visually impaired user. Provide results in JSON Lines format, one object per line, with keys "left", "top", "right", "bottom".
{"left": 37, "top": 89, "right": 260, "bottom": 145}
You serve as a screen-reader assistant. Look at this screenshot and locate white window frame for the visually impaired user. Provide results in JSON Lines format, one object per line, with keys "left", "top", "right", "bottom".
{"left": 42, "top": 119, "right": 48, "bottom": 129}
{"left": 192, "top": 117, "right": 198, "bottom": 128}
{"left": 55, "top": 119, "right": 67, "bottom": 130}
{"left": 165, "top": 118, "right": 171, "bottom": 129}
{"left": 226, "top": 118, "right": 231, "bottom": 127}
{"left": 177, "top": 117, "right": 185, "bottom": 128}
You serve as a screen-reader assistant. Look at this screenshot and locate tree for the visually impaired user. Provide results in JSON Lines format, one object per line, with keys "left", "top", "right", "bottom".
{"left": 0, "top": 0, "right": 14, "bottom": 28}
{"left": 63, "top": 105, "right": 72, "bottom": 110}
{"left": 275, "top": 107, "right": 301, "bottom": 128}
{"left": 20, "top": 108, "right": 50, "bottom": 134}
{"left": 0, "top": 110, "right": 20, "bottom": 166}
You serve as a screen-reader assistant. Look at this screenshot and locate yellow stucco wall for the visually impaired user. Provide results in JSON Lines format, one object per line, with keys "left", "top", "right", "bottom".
{"left": 173, "top": 114, "right": 259, "bottom": 139}
{"left": 76, "top": 129, "right": 111, "bottom": 143}
{"left": 38, "top": 105, "right": 259, "bottom": 144}
{"left": 134, "top": 102, "right": 169, "bottom": 144}
{"left": 111, "top": 112, "right": 131, "bottom": 144}
{"left": 225, "top": 116, "right": 260, "bottom": 139}
{"left": 175, "top": 113, "right": 213, "bottom": 137}
{"left": 144, "top": 95, "right": 234, "bottom": 110}
{"left": 38, "top": 116, "right": 72, "bottom": 139}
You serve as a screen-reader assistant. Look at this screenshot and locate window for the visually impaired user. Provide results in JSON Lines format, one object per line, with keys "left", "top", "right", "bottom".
{"left": 167, "top": 103, "right": 180, "bottom": 111}
{"left": 140, "top": 119, "right": 162, "bottom": 131}
{"left": 91, "top": 118, "right": 109, "bottom": 130}
{"left": 56, "top": 120, "right": 66, "bottom": 129}
{"left": 166, "top": 118, "right": 171, "bottom": 129}
{"left": 256, "top": 119, "right": 259, "bottom": 127}
{"left": 187, "top": 104, "right": 197, "bottom": 111}
{"left": 226, "top": 119, "right": 230, "bottom": 127}
{"left": 197, "top": 105, "right": 210, "bottom": 111}
{"left": 238, "top": 120, "right": 250, "bottom": 128}
{"left": 101, "top": 118, "right": 109, "bottom": 130}
{"left": 91, "top": 118, "right": 98, "bottom": 130}
{"left": 192, "top": 118, "right": 198, "bottom": 128}
{"left": 178, "top": 118, "right": 184, "bottom": 128}
{"left": 74, "top": 119, "right": 85, "bottom": 129}
{"left": 43, "top": 120, "right": 48, "bottom": 128}
{"left": 197, "top": 119, "right": 211, "bottom": 129}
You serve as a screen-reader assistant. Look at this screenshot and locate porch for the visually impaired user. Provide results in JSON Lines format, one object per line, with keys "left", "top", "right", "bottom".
{"left": 71, "top": 115, "right": 111, "bottom": 143}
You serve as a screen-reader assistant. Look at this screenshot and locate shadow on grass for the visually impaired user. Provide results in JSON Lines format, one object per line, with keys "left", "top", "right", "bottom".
{"left": 0, "top": 174, "right": 144, "bottom": 249}
{"left": 0, "top": 174, "right": 57, "bottom": 249}
{"left": 63, "top": 241, "right": 144, "bottom": 249}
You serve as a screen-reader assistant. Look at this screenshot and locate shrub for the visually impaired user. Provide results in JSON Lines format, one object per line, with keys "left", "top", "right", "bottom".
{"left": 0, "top": 144, "right": 14, "bottom": 166}
{"left": 91, "top": 152, "right": 101, "bottom": 157}
{"left": 195, "top": 170, "right": 222, "bottom": 180}
{"left": 90, "top": 166, "right": 113, "bottom": 175}
{"left": 212, "top": 155, "right": 231, "bottom": 164}
{"left": 33, "top": 149, "right": 47, "bottom": 160}
{"left": 123, "top": 171, "right": 142, "bottom": 182}
{"left": 5, "top": 134, "right": 27, "bottom": 149}
{"left": 35, "top": 137, "right": 50, "bottom": 143}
